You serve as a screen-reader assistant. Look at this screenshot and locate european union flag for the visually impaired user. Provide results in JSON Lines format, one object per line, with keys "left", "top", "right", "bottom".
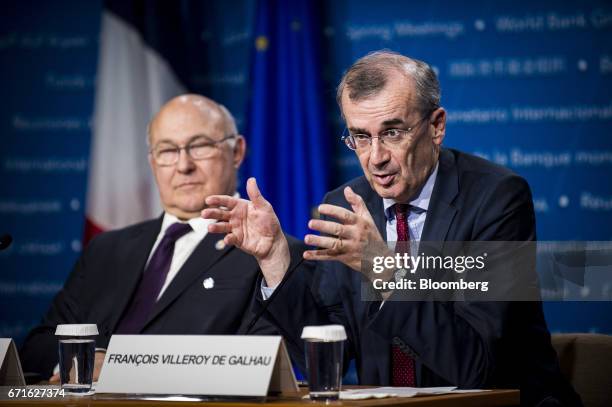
{"left": 245, "top": 0, "right": 329, "bottom": 239}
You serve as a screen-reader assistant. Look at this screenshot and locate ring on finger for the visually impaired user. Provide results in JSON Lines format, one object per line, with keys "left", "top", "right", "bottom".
{"left": 335, "top": 224, "right": 344, "bottom": 238}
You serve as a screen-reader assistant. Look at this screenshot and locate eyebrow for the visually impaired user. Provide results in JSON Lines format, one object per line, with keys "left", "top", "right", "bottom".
{"left": 348, "top": 118, "right": 407, "bottom": 134}
{"left": 381, "top": 118, "right": 406, "bottom": 127}
{"left": 348, "top": 127, "right": 369, "bottom": 134}
{"left": 155, "top": 134, "right": 213, "bottom": 145}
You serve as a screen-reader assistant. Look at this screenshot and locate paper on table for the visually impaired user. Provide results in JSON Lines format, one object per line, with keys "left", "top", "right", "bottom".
{"left": 303, "top": 388, "right": 444, "bottom": 400}
{"left": 451, "top": 389, "right": 492, "bottom": 393}
{"left": 336, "top": 386, "right": 491, "bottom": 400}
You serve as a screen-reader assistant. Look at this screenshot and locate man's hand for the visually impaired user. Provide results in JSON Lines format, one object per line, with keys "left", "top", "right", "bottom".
{"left": 202, "top": 177, "right": 290, "bottom": 287}
{"left": 48, "top": 372, "right": 60, "bottom": 385}
{"left": 304, "top": 186, "right": 384, "bottom": 272}
{"left": 48, "top": 351, "right": 106, "bottom": 384}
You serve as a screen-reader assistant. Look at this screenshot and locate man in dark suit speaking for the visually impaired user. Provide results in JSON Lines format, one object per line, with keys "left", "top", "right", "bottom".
{"left": 20, "top": 94, "right": 274, "bottom": 381}
{"left": 203, "top": 51, "right": 581, "bottom": 406}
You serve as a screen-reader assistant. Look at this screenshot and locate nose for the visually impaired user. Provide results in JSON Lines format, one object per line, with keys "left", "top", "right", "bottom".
{"left": 369, "top": 138, "right": 390, "bottom": 168}
{"left": 176, "top": 148, "right": 195, "bottom": 173}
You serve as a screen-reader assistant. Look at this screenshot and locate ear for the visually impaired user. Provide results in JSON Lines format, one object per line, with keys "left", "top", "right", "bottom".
{"left": 232, "top": 135, "right": 246, "bottom": 169}
{"left": 430, "top": 107, "right": 446, "bottom": 146}
{"left": 148, "top": 151, "right": 155, "bottom": 172}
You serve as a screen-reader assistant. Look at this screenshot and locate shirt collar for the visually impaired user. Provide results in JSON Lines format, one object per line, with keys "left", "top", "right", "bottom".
{"left": 383, "top": 162, "right": 439, "bottom": 219}
{"left": 160, "top": 212, "right": 212, "bottom": 241}
{"left": 160, "top": 192, "right": 239, "bottom": 239}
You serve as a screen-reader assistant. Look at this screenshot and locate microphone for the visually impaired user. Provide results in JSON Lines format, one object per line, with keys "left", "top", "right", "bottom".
{"left": 0, "top": 234, "right": 13, "bottom": 251}
{"left": 243, "top": 257, "right": 304, "bottom": 335}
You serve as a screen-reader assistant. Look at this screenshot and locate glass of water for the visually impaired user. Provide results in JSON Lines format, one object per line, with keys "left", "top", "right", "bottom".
{"left": 55, "top": 324, "right": 98, "bottom": 394}
{"left": 301, "top": 325, "right": 347, "bottom": 401}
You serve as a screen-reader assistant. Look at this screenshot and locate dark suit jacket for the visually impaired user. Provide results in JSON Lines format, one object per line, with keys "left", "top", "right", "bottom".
{"left": 20, "top": 215, "right": 275, "bottom": 378}
{"left": 261, "top": 149, "right": 582, "bottom": 407}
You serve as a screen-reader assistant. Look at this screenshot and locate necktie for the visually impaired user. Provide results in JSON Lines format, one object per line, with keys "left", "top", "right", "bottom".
{"left": 391, "top": 204, "right": 416, "bottom": 386}
{"left": 115, "top": 222, "right": 192, "bottom": 334}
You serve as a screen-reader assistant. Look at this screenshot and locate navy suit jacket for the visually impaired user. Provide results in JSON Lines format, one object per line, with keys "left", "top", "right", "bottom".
{"left": 20, "top": 216, "right": 275, "bottom": 378}
{"left": 261, "top": 149, "right": 581, "bottom": 407}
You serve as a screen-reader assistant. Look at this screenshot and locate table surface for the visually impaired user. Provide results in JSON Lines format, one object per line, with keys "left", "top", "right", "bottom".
{"left": 0, "top": 387, "right": 519, "bottom": 407}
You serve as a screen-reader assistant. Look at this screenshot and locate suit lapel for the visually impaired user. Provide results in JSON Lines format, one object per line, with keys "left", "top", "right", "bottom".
{"left": 143, "top": 232, "right": 231, "bottom": 327}
{"left": 421, "top": 149, "right": 459, "bottom": 243}
{"left": 359, "top": 182, "right": 391, "bottom": 382}
{"left": 108, "top": 216, "right": 162, "bottom": 333}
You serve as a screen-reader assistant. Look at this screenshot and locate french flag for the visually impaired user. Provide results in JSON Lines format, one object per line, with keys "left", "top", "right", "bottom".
{"left": 85, "top": 1, "right": 186, "bottom": 240}
{"left": 85, "top": 0, "right": 330, "bottom": 248}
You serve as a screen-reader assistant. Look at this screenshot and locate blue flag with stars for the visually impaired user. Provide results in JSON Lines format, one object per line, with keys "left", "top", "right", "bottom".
{"left": 245, "top": 0, "right": 330, "bottom": 239}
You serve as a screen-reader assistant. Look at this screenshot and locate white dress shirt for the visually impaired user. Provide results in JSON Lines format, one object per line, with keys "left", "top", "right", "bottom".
{"left": 152, "top": 212, "right": 215, "bottom": 300}
{"left": 383, "top": 162, "right": 438, "bottom": 250}
{"left": 53, "top": 208, "right": 221, "bottom": 374}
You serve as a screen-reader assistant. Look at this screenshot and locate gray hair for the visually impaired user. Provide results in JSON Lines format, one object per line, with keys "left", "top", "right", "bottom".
{"left": 336, "top": 50, "right": 440, "bottom": 116}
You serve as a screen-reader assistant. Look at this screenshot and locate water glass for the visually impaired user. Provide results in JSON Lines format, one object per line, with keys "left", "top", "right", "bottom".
{"left": 55, "top": 324, "right": 98, "bottom": 394}
{"left": 301, "top": 325, "right": 347, "bottom": 401}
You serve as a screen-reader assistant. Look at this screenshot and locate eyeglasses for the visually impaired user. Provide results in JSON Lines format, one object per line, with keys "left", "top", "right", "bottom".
{"left": 341, "top": 115, "right": 431, "bottom": 151}
{"left": 150, "top": 134, "right": 236, "bottom": 166}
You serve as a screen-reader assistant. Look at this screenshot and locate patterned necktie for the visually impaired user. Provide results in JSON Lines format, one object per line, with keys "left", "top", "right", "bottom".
{"left": 391, "top": 203, "right": 416, "bottom": 386}
{"left": 115, "top": 222, "right": 192, "bottom": 334}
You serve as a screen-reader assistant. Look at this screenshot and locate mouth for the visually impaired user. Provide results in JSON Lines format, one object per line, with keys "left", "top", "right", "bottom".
{"left": 371, "top": 173, "right": 396, "bottom": 188}
{"left": 175, "top": 182, "right": 202, "bottom": 190}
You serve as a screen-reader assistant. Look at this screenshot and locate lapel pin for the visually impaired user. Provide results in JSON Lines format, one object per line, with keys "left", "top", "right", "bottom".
{"left": 215, "top": 239, "right": 226, "bottom": 250}
{"left": 203, "top": 277, "right": 215, "bottom": 289}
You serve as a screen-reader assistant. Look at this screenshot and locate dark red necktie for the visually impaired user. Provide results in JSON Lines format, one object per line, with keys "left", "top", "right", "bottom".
{"left": 391, "top": 204, "right": 416, "bottom": 386}
{"left": 115, "top": 222, "right": 192, "bottom": 334}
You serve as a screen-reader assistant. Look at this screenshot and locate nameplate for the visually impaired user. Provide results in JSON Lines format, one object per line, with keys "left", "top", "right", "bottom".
{"left": 0, "top": 338, "right": 25, "bottom": 386}
{"left": 96, "top": 335, "right": 297, "bottom": 397}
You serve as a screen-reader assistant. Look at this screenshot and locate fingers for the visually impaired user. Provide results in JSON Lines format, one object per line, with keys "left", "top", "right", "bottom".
{"left": 303, "top": 249, "right": 338, "bottom": 261}
{"left": 207, "top": 223, "right": 240, "bottom": 246}
{"left": 318, "top": 204, "right": 357, "bottom": 224}
{"left": 205, "top": 195, "right": 239, "bottom": 209}
{"left": 224, "top": 234, "right": 239, "bottom": 246}
{"left": 48, "top": 373, "right": 60, "bottom": 384}
{"left": 246, "top": 177, "right": 268, "bottom": 209}
{"left": 94, "top": 351, "right": 105, "bottom": 381}
{"left": 304, "top": 234, "right": 343, "bottom": 251}
{"left": 201, "top": 208, "right": 231, "bottom": 222}
{"left": 344, "top": 186, "right": 368, "bottom": 215}
{"left": 308, "top": 219, "right": 349, "bottom": 238}
{"left": 207, "top": 222, "right": 232, "bottom": 234}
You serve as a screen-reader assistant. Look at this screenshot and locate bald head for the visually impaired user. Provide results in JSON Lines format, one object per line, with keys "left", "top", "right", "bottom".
{"left": 147, "top": 94, "right": 246, "bottom": 220}
{"left": 148, "top": 94, "right": 237, "bottom": 146}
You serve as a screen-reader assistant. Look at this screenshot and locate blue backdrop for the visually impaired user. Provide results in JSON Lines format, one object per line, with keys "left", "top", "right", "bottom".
{"left": 1, "top": 0, "right": 611, "bottom": 349}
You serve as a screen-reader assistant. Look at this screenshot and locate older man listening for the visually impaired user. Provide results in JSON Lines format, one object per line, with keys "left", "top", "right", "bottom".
{"left": 20, "top": 94, "right": 277, "bottom": 381}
